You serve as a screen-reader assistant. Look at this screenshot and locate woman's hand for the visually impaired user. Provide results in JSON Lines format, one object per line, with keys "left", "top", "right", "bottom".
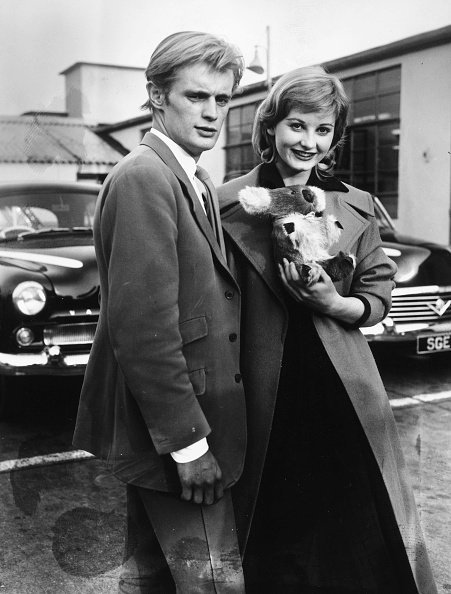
{"left": 279, "top": 258, "right": 365, "bottom": 325}
{"left": 279, "top": 259, "right": 339, "bottom": 314}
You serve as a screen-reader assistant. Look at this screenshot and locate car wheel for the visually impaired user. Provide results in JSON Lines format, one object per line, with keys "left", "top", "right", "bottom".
{"left": 0, "top": 376, "right": 25, "bottom": 420}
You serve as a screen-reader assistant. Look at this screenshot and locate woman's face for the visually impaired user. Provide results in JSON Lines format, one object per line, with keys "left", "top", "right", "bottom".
{"left": 269, "top": 108, "right": 336, "bottom": 181}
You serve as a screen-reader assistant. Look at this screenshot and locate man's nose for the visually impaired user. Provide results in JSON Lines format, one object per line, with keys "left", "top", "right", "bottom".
{"left": 202, "top": 98, "right": 218, "bottom": 120}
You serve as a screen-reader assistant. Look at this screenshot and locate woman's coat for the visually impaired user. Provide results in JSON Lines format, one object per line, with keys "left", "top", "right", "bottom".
{"left": 218, "top": 165, "right": 437, "bottom": 594}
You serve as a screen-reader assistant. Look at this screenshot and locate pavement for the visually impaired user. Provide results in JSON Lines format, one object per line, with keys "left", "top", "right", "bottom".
{"left": 0, "top": 397, "right": 450, "bottom": 593}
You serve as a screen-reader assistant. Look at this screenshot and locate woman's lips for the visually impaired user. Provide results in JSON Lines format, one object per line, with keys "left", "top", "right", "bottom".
{"left": 291, "top": 149, "right": 316, "bottom": 160}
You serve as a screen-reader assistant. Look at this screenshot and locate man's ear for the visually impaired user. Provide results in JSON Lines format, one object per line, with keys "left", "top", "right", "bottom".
{"left": 148, "top": 83, "right": 166, "bottom": 110}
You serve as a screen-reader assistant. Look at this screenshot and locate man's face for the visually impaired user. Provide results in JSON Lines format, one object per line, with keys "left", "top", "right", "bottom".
{"left": 151, "top": 63, "right": 234, "bottom": 159}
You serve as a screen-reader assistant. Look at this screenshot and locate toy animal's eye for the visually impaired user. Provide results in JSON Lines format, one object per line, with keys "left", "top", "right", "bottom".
{"left": 315, "top": 212, "right": 322, "bottom": 217}
{"left": 283, "top": 222, "right": 295, "bottom": 234}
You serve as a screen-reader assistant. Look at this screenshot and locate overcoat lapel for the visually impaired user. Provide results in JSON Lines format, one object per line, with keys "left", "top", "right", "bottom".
{"left": 140, "top": 132, "right": 229, "bottom": 270}
{"left": 222, "top": 205, "right": 287, "bottom": 307}
{"left": 323, "top": 192, "right": 371, "bottom": 255}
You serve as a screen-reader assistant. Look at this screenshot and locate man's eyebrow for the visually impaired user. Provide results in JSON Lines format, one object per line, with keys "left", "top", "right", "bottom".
{"left": 186, "top": 89, "right": 232, "bottom": 99}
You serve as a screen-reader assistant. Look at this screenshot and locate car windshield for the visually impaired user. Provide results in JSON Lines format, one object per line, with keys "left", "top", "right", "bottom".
{"left": 0, "top": 191, "right": 97, "bottom": 240}
{"left": 373, "top": 197, "right": 395, "bottom": 231}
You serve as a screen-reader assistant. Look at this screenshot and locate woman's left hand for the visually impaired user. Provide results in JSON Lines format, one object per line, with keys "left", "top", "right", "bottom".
{"left": 278, "top": 258, "right": 340, "bottom": 314}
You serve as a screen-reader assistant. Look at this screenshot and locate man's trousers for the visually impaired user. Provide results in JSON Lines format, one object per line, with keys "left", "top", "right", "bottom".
{"left": 118, "top": 484, "right": 245, "bottom": 593}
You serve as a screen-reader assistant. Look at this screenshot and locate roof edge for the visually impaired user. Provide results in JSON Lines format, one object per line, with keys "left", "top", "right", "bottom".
{"left": 322, "top": 24, "right": 451, "bottom": 72}
{"left": 60, "top": 61, "right": 144, "bottom": 76}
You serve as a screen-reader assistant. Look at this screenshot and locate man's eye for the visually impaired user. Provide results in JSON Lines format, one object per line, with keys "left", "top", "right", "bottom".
{"left": 216, "top": 97, "right": 230, "bottom": 107}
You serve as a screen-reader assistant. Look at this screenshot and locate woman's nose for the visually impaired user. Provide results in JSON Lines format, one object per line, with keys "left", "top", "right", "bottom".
{"left": 299, "top": 130, "right": 314, "bottom": 148}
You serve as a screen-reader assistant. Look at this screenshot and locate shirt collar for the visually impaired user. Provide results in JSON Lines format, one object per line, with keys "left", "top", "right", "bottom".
{"left": 150, "top": 128, "right": 197, "bottom": 181}
{"left": 258, "top": 162, "right": 349, "bottom": 193}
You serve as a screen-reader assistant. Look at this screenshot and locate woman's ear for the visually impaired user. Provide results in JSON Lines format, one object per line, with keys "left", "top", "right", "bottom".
{"left": 267, "top": 127, "right": 275, "bottom": 136}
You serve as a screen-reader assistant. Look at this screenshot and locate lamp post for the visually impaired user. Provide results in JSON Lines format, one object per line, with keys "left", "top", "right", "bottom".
{"left": 247, "top": 25, "right": 271, "bottom": 89}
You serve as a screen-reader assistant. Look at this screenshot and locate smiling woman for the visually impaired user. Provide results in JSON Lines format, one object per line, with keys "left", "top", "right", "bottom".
{"left": 218, "top": 65, "right": 437, "bottom": 593}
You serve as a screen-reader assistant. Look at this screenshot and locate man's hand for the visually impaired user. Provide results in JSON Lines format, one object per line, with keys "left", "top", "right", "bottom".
{"left": 176, "top": 450, "right": 224, "bottom": 505}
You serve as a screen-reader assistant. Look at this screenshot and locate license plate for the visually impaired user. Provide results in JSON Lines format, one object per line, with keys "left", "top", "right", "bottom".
{"left": 417, "top": 332, "right": 451, "bottom": 354}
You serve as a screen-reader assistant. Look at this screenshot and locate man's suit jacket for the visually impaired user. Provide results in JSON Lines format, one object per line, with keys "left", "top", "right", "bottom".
{"left": 73, "top": 132, "right": 246, "bottom": 492}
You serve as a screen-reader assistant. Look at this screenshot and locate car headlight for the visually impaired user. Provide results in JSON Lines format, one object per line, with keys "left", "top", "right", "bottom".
{"left": 12, "top": 281, "right": 47, "bottom": 316}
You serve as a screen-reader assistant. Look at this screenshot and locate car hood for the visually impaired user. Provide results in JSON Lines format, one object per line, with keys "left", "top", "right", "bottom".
{"left": 0, "top": 244, "right": 98, "bottom": 298}
{"left": 381, "top": 229, "right": 451, "bottom": 287}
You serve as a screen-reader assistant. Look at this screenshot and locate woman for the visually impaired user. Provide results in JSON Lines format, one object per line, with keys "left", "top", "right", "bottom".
{"left": 218, "top": 66, "right": 437, "bottom": 593}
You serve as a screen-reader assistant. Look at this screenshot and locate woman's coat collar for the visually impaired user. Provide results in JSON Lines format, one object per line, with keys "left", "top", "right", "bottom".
{"left": 220, "top": 164, "right": 373, "bottom": 301}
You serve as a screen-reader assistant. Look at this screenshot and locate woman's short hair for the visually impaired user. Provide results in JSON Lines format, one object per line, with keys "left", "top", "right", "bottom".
{"left": 142, "top": 31, "right": 244, "bottom": 110}
{"left": 252, "top": 66, "right": 349, "bottom": 167}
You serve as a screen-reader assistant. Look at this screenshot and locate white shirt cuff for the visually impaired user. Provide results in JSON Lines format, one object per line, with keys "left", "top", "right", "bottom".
{"left": 170, "top": 438, "right": 209, "bottom": 463}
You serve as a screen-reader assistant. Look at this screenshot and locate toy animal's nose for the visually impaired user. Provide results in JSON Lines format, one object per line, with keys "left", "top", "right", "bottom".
{"left": 301, "top": 188, "right": 314, "bottom": 203}
{"left": 283, "top": 222, "right": 295, "bottom": 234}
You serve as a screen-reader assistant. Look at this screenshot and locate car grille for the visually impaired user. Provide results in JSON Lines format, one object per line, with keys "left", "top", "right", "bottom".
{"left": 43, "top": 323, "right": 96, "bottom": 346}
{"left": 390, "top": 286, "right": 451, "bottom": 324}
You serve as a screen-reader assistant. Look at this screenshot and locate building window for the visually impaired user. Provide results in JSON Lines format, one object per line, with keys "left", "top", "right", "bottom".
{"left": 334, "top": 66, "right": 401, "bottom": 218}
{"left": 224, "top": 101, "right": 261, "bottom": 181}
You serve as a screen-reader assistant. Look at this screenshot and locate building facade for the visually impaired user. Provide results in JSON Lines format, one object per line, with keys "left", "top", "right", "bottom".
{"left": 214, "top": 25, "right": 451, "bottom": 245}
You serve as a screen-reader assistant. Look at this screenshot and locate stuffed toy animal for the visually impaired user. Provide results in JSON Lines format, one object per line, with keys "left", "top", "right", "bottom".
{"left": 238, "top": 184, "right": 355, "bottom": 283}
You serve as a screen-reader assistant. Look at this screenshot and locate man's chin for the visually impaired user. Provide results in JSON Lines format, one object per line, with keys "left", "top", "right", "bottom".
{"left": 189, "top": 139, "right": 217, "bottom": 156}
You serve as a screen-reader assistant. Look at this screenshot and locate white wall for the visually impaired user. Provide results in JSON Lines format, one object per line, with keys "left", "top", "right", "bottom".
{"left": 397, "top": 43, "right": 451, "bottom": 244}
{"left": 111, "top": 125, "right": 147, "bottom": 152}
{"left": 65, "top": 64, "right": 146, "bottom": 124}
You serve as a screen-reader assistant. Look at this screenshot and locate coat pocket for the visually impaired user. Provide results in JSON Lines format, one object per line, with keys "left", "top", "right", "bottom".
{"left": 179, "top": 316, "right": 208, "bottom": 345}
{"left": 188, "top": 368, "right": 206, "bottom": 396}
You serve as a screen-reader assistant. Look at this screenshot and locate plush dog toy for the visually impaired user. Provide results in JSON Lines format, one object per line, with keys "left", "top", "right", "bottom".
{"left": 238, "top": 184, "right": 355, "bottom": 283}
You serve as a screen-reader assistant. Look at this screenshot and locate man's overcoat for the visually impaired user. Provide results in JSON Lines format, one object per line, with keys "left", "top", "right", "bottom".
{"left": 218, "top": 165, "right": 437, "bottom": 594}
{"left": 73, "top": 133, "right": 246, "bottom": 493}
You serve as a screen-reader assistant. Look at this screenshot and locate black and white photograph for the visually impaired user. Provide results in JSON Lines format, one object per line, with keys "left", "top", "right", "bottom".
{"left": 0, "top": 0, "right": 450, "bottom": 592}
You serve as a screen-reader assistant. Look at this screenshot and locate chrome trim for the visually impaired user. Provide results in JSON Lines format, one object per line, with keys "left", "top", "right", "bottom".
{"left": 0, "top": 351, "right": 89, "bottom": 368}
{"left": 392, "top": 285, "right": 451, "bottom": 296}
{"left": 43, "top": 323, "right": 96, "bottom": 346}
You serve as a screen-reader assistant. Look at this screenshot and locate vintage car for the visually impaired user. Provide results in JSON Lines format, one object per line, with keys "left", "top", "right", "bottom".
{"left": 364, "top": 197, "right": 451, "bottom": 356}
{"left": 0, "top": 180, "right": 100, "bottom": 417}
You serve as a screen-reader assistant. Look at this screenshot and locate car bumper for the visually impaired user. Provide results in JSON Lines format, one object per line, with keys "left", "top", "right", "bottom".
{"left": 0, "top": 346, "right": 89, "bottom": 375}
{"left": 362, "top": 319, "right": 451, "bottom": 346}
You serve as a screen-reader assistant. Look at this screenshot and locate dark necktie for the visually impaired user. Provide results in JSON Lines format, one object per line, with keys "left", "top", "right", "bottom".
{"left": 194, "top": 167, "right": 226, "bottom": 258}
{"left": 195, "top": 168, "right": 213, "bottom": 224}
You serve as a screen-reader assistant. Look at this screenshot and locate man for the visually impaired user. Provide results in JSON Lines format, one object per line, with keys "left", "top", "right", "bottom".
{"left": 73, "top": 32, "right": 246, "bottom": 592}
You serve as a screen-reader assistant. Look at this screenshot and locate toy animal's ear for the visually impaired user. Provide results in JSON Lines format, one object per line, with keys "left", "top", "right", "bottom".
{"left": 238, "top": 186, "right": 272, "bottom": 215}
{"left": 306, "top": 186, "right": 326, "bottom": 212}
{"left": 335, "top": 220, "right": 344, "bottom": 229}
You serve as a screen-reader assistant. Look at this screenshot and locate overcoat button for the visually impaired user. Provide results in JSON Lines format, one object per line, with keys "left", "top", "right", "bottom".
{"left": 234, "top": 373, "right": 242, "bottom": 383}
{"left": 229, "top": 333, "right": 237, "bottom": 342}
{"left": 225, "top": 290, "right": 234, "bottom": 300}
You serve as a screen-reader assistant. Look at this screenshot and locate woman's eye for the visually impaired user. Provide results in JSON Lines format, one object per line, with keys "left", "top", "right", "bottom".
{"left": 318, "top": 127, "right": 332, "bottom": 135}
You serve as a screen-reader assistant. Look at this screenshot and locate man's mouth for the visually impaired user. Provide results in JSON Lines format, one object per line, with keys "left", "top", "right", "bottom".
{"left": 196, "top": 126, "right": 217, "bottom": 136}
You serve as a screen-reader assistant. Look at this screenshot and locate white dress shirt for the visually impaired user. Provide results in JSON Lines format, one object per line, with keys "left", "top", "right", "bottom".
{"left": 150, "top": 128, "right": 207, "bottom": 213}
{"left": 149, "top": 128, "right": 209, "bottom": 463}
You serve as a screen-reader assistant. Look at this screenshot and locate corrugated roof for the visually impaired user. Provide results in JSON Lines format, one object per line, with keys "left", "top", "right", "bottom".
{"left": 0, "top": 115, "right": 125, "bottom": 164}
